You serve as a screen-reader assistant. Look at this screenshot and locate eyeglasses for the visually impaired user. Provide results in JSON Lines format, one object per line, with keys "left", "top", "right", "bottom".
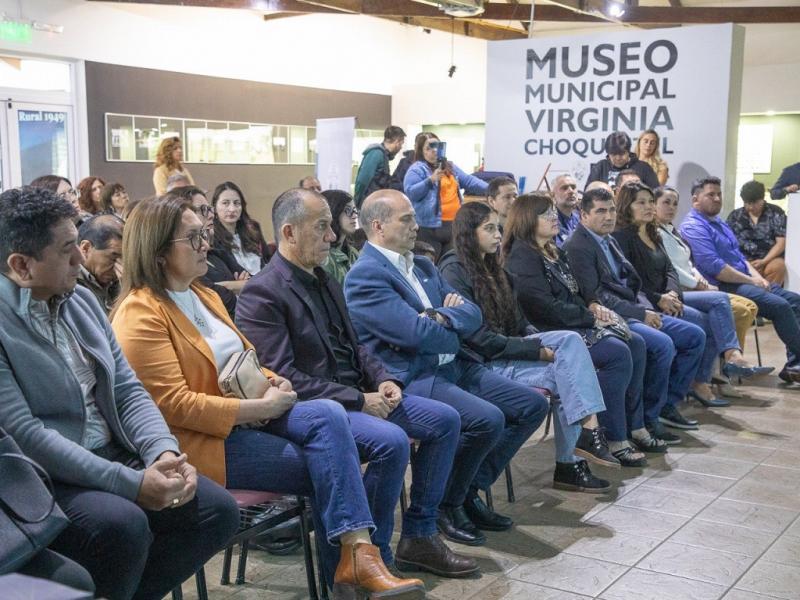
{"left": 58, "top": 188, "right": 77, "bottom": 199}
{"left": 171, "top": 229, "right": 210, "bottom": 252}
{"left": 541, "top": 209, "right": 559, "bottom": 221}
{"left": 194, "top": 205, "right": 215, "bottom": 218}
{"left": 344, "top": 206, "right": 359, "bottom": 217}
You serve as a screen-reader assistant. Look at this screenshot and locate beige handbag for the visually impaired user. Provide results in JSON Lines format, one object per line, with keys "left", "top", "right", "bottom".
{"left": 218, "top": 349, "right": 271, "bottom": 399}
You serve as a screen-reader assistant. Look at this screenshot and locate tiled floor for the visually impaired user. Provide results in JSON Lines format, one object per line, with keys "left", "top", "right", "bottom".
{"left": 174, "top": 324, "right": 800, "bottom": 600}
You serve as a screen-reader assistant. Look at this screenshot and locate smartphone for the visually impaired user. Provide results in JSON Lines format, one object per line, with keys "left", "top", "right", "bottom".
{"left": 436, "top": 141, "right": 447, "bottom": 168}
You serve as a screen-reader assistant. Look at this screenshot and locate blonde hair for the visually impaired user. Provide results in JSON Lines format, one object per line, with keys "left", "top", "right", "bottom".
{"left": 634, "top": 129, "right": 666, "bottom": 174}
{"left": 154, "top": 136, "right": 184, "bottom": 172}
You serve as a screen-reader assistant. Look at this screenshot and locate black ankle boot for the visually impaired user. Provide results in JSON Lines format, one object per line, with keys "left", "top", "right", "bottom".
{"left": 463, "top": 490, "right": 513, "bottom": 531}
{"left": 553, "top": 460, "right": 611, "bottom": 493}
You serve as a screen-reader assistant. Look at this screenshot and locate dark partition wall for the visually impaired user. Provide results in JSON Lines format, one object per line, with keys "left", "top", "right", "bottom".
{"left": 85, "top": 62, "right": 391, "bottom": 237}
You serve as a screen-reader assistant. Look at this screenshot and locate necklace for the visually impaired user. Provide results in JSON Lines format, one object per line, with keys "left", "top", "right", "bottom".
{"left": 170, "top": 290, "right": 209, "bottom": 331}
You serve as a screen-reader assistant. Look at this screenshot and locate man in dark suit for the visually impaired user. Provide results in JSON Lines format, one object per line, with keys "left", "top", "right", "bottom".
{"left": 345, "top": 190, "right": 548, "bottom": 546}
{"left": 564, "top": 187, "right": 705, "bottom": 445}
{"left": 770, "top": 161, "right": 800, "bottom": 200}
{"left": 235, "top": 188, "right": 477, "bottom": 579}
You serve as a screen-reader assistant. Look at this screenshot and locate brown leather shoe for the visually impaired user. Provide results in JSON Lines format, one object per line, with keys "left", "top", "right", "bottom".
{"left": 333, "top": 542, "right": 426, "bottom": 599}
{"left": 395, "top": 534, "right": 479, "bottom": 578}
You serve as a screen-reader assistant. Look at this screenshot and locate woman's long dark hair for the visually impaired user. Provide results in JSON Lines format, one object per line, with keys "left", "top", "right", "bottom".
{"left": 321, "top": 189, "right": 354, "bottom": 251}
{"left": 501, "top": 192, "right": 557, "bottom": 259}
{"left": 211, "top": 181, "right": 266, "bottom": 256}
{"left": 452, "top": 202, "right": 518, "bottom": 335}
{"left": 616, "top": 181, "right": 660, "bottom": 245}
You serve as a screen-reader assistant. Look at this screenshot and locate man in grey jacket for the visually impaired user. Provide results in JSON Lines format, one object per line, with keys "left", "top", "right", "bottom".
{"left": 0, "top": 186, "right": 238, "bottom": 600}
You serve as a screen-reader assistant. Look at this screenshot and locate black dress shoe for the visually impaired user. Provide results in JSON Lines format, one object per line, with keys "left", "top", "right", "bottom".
{"left": 779, "top": 366, "right": 800, "bottom": 384}
{"left": 553, "top": 460, "right": 611, "bottom": 492}
{"left": 395, "top": 535, "right": 479, "bottom": 578}
{"left": 659, "top": 404, "right": 699, "bottom": 430}
{"left": 436, "top": 506, "right": 485, "bottom": 546}
{"left": 575, "top": 427, "right": 621, "bottom": 468}
{"left": 687, "top": 390, "right": 731, "bottom": 408}
{"left": 647, "top": 422, "right": 682, "bottom": 445}
{"left": 463, "top": 491, "right": 513, "bottom": 531}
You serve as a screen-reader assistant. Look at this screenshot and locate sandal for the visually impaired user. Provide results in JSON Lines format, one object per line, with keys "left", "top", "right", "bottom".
{"left": 611, "top": 446, "right": 648, "bottom": 468}
{"left": 630, "top": 436, "right": 669, "bottom": 454}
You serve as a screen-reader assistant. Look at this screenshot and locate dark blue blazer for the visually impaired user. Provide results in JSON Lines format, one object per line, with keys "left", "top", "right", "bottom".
{"left": 344, "top": 243, "right": 482, "bottom": 393}
{"left": 770, "top": 162, "right": 800, "bottom": 199}
{"left": 235, "top": 252, "right": 392, "bottom": 411}
{"left": 563, "top": 224, "right": 649, "bottom": 321}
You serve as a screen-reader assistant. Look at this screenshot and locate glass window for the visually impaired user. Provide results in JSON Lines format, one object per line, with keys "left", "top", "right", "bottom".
{"left": 272, "top": 125, "right": 289, "bottom": 164}
{"left": 206, "top": 121, "right": 228, "bottom": 163}
{"left": 184, "top": 120, "right": 206, "bottom": 163}
{"left": 289, "top": 126, "right": 307, "bottom": 165}
{"left": 159, "top": 118, "right": 183, "bottom": 142}
{"left": 229, "top": 123, "right": 250, "bottom": 163}
{"left": 307, "top": 127, "right": 317, "bottom": 164}
{"left": 106, "top": 114, "right": 134, "bottom": 161}
{"left": 0, "top": 56, "right": 71, "bottom": 92}
{"left": 17, "top": 109, "right": 69, "bottom": 184}
{"left": 133, "top": 116, "right": 159, "bottom": 161}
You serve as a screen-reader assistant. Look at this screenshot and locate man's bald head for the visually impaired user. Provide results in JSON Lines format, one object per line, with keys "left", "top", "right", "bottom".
{"left": 360, "top": 190, "right": 418, "bottom": 254}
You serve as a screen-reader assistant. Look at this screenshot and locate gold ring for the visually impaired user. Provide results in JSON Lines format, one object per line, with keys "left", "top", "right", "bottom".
{"left": 172, "top": 497, "right": 180, "bottom": 506}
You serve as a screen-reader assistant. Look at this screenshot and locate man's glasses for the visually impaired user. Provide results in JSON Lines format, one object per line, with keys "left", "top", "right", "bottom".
{"left": 171, "top": 229, "right": 210, "bottom": 252}
{"left": 344, "top": 206, "right": 359, "bottom": 217}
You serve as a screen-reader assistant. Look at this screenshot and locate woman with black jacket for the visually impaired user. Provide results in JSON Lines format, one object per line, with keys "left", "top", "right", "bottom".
{"left": 504, "top": 193, "right": 661, "bottom": 467}
{"left": 584, "top": 131, "right": 659, "bottom": 190}
{"left": 440, "top": 201, "right": 619, "bottom": 492}
{"left": 613, "top": 182, "right": 771, "bottom": 417}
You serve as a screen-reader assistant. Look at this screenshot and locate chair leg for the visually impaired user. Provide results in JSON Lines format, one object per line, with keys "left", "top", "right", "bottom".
{"left": 195, "top": 567, "right": 208, "bottom": 600}
{"left": 484, "top": 486, "right": 494, "bottom": 512}
{"left": 220, "top": 546, "right": 233, "bottom": 585}
{"left": 235, "top": 541, "right": 249, "bottom": 585}
{"left": 171, "top": 585, "right": 183, "bottom": 600}
{"left": 505, "top": 465, "right": 515, "bottom": 503}
{"left": 399, "top": 481, "right": 408, "bottom": 514}
{"left": 753, "top": 321, "right": 763, "bottom": 367}
{"left": 298, "top": 498, "right": 320, "bottom": 600}
{"left": 314, "top": 523, "right": 330, "bottom": 600}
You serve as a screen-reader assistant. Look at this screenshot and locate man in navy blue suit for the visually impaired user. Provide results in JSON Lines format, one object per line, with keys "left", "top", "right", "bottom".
{"left": 770, "top": 161, "right": 800, "bottom": 200}
{"left": 345, "top": 190, "right": 548, "bottom": 546}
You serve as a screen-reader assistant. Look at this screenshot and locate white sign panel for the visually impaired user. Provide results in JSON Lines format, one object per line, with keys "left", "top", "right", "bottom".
{"left": 316, "top": 116, "right": 356, "bottom": 191}
{"left": 486, "top": 24, "right": 742, "bottom": 210}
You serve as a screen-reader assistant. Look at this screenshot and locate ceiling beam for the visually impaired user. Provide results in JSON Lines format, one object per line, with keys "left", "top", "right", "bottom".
{"left": 90, "top": 0, "right": 800, "bottom": 24}
{"left": 384, "top": 15, "right": 527, "bottom": 40}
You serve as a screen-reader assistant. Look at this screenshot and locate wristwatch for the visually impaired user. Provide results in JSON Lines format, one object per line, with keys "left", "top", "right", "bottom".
{"left": 423, "top": 308, "right": 438, "bottom": 320}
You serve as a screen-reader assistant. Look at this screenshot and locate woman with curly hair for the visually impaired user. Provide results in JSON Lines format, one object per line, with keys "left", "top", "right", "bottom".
{"left": 153, "top": 136, "right": 194, "bottom": 195}
{"left": 321, "top": 189, "right": 360, "bottom": 284}
{"left": 211, "top": 181, "right": 269, "bottom": 276}
{"left": 440, "top": 201, "right": 621, "bottom": 491}
{"left": 634, "top": 129, "right": 669, "bottom": 186}
{"left": 77, "top": 176, "right": 106, "bottom": 213}
{"left": 613, "top": 182, "right": 771, "bottom": 417}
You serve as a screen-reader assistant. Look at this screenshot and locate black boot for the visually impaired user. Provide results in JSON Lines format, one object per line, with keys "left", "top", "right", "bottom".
{"left": 575, "top": 427, "right": 621, "bottom": 468}
{"left": 553, "top": 460, "right": 611, "bottom": 493}
{"left": 436, "top": 506, "right": 485, "bottom": 546}
{"left": 463, "top": 490, "right": 513, "bottom": 531}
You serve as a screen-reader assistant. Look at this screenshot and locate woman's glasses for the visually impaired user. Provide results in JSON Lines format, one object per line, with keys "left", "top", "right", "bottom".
{"left": 171, "top": 229, "right": 210, "bottom": 252}
{"left": 343, "top": 206, "right": 359, "bottom": 218}
{"left": 194, "top": 205, "right": 215, "bottom": 218}
{"left": 541, "top": 209, "right": 559, "bottom": 221}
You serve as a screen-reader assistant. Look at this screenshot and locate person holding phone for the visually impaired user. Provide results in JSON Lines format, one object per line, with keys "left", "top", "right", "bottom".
{"left": 403, "top": 132, "right": 488, "bottom": 261}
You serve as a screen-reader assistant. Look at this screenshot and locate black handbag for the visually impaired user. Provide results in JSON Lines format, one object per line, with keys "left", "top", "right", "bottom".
{"left": 0, "top": 428, "right": 69, "bottom": 575}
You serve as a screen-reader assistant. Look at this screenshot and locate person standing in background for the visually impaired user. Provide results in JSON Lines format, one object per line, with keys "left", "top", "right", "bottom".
{"left": 153, "top": 136, "right": 194, "bottom": 196}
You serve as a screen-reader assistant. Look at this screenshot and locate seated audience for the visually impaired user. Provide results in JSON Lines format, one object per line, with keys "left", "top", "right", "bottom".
{"left": 212, "top": 181, "right": 269, "bottom": 275}
{"left": 393, "top": 148, "right": 417, "bottom": 189}
{"left": 655, "top": 186, "right": 761, "bottom": 396}
{"left": 726, "top": 180, "right": 787, "bottom": 286}
{"left": 345, "top": 190, "right": 548, "bottom": 545}
{"left": 235, "top": 188, "right": 476, "bottom": 578}
{"left": 504, "top": 193, "right": 652, "bottom": 466}
{"left": 413, "top": 239, "right": 438, "bottom": 262}
{"left": 171, "top": 185, "right": 243, "bottom": 319}
{"left": 614, "top": 183, "right": 771, "bottom": 416}
{"left": 634, "top": 129, "right": 669, "bottom": 186}
{"left": 166, "top": 172, "right": 193, "bottom": 192}
{"left": 354, "top": 125, "right": 406, "bottom": 208}
{"left": 440, "top": 201, "right": 620, "bottom": 489}
{"left": 552, "top": 174, "right": 580, "bottom": 246}
{"left": 585, "top": 131, "right": 659, "bottom": 190}
{"left": 769, "top": 159, "right": 800, "bottom": 199}
{"left": 30, "top": 175, "right": 91, "bottom": 225}
{"left": 0, "top": 186, "right": 239, "bottom": 600}
{"left": 77, "top": 176, "right": 105, "bottom": 214}
{"left": 485, "top": 176, "right": 517, "bottom": 230}
{"left": 403, "top": 132, "right": 488, "bottom": 260}
{"left": 76, "top": 214, "right": 124, "bottom": 314}
{"left": 99, "top": 182, "right": 129, "bottom": 219}
{"left": 299, "top": 175, "right": 322, "bottom": 193}
{"left": 111, "top": 195, "right": 424, "bottom": 598}
{"left": 153, "top": 136, "right": 194, "bottom": 196}
{"left": 320, "top": 189, "right": 361, "bottom": 284}
{"left": 564, "top": 187, "right": 705, "bottom": 444}
{"left": 615, "top": 169, "right": 641, "bottom": 189}
{"left": 681, "top": 176, "right": 800, "bottom": 384}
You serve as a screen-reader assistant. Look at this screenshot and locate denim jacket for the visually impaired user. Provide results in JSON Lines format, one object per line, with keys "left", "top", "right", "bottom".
{"left": 403, "top": 161, "right": 488, "bottom": 228}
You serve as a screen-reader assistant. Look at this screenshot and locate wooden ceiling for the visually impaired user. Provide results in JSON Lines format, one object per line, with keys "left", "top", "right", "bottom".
{"left": 90, "top": 0, "right": 800, "bottom": 40}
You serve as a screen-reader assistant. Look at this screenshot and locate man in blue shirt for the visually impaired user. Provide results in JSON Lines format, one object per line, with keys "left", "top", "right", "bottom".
{"left": 680, "top": 176, "right": 800, "bottom": 383}
{"left": 553, "top": 174, "right": 581, "bottom": 247}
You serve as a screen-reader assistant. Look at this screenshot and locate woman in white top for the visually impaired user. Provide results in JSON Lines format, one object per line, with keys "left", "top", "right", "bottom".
{"left": 211, "top": 181, "right": 269, "bottom": 276}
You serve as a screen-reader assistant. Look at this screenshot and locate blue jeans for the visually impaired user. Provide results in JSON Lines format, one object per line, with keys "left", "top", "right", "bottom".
{"left": 225, "top": 399, "right": 379, "bottom": 585}
{"left": 348, "top": 394, "right": 460, "bottom": 544}
{"left": 51, "top": 476, "right": 239, "bottom": 600}
{"left": 489, "top": 330, "right": 606, "bottom": 463}
{"left": 681, "top": 291, "right": 741, "bottom": 382}
{"left": 719, "top": 282, "right": 800, "bottom": 367}
{"left": 406, "top": 358, "right": 548, "bottom": 505}
{"left": 589, "top": 333, "right": 646, "bottom": 441}
{"left": 629, "top": 316, "right": 704, "bottom": 425}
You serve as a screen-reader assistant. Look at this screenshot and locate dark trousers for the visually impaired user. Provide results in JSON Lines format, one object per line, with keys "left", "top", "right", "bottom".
{"left": 18, "top": 549, "right": 95, "bottom": 594}
{"left": 417, "top": 222, "right": 454, "bottom": 262}
{"left": 590, "top": 333, "right": 646, "bottom": 441}
{"left": 49, "top": 476, "right": 239, "bottom": 600}
{"left": 720, "top": 282, "right": 800, "bottom": 367}
{"left": 407, "top": 359, "right": 548, "bottom": 506}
